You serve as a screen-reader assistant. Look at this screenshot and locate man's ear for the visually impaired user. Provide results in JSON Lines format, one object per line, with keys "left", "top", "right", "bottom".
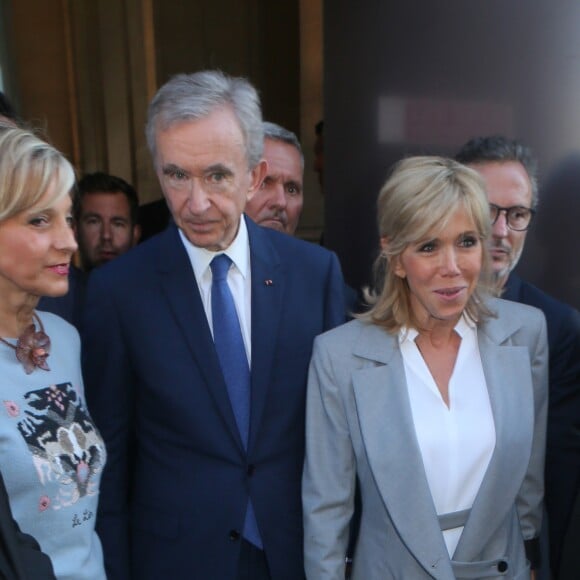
{"left": 248, "top": 159, "right": 268, "bottom": 200}
{"left": 132, "top": 224, "right": 142, "bottom": 246}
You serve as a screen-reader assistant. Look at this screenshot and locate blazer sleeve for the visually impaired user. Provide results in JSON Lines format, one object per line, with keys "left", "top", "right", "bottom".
{"left": 82, "top": 270, "right": 135, "bottom": 580}
{"left": 516, "top": 311, "right": 549, "bottom": 547}
{"left": 302, "top": 335, "right": 355, "bottom": 580}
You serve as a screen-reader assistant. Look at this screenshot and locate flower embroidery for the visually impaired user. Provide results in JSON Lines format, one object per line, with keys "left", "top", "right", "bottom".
{"left": 15, "top": 323, "right": 50, "bottom": 374}
{"left": 45, "top": 385, "right": 65, "bottom": 412}
{"left": 18, "top": 383, "right": 106, "bottom": 508}
{"left": 3, "top": 401, "right": 19, "bottom": 417}
{"left": 39, "top": 495, "right": 50, "bottom": 511}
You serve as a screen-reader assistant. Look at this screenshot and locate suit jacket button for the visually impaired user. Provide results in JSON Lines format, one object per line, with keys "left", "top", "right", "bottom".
{"left": 497, "top": 560, "right": 508, "bottom": 573}
{"left": 247, "top": 464, "right": 255, "bottom": 476}
{"left": 229, "top": 529, "right": 241, "bottom": 541}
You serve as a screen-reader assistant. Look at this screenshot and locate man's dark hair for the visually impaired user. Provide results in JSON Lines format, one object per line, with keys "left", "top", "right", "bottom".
{"left": 315, "top": 120, "right": 324, "bottom": 136}
{"left": 456, "top": 135, "right": 539, "bottom": 207}
{"left": 75, "top": 172, "right": 140, "bottom": 224}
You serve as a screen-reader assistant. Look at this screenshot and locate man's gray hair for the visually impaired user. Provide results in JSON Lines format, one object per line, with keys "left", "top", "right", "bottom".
{"left": 146, "top": 70, "right": 264, "bottom": 167}
{"left": 263, "top": 121, "right": 304, "bottom": 169}
{"left": 455, "top": 135, "right": 539, "bottom": 208}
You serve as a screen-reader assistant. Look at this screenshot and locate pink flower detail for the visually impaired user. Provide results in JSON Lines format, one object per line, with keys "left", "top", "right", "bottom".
{"left": 15, "top": 323, "right": 50, "bottom": 374}
{"left": 3, "top": 401, "right": 19, "bottom": 417}
{"left": 39, "top": 496, "right": 50, "bottom": 511}
{"left": 46, "top": 386, "right": 65, "bottom": 411}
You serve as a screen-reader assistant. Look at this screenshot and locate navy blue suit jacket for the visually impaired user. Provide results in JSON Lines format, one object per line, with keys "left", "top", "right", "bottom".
{"left": 82, "top": 218, "right": 346, "bottom": 579}
{"left": 503, "top": 273, "right": 580, "bottom": 576}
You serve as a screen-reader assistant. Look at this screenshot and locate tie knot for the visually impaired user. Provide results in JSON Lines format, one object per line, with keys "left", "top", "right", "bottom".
{"left": 210, "top": 254, "right": 232, "bottom": 281}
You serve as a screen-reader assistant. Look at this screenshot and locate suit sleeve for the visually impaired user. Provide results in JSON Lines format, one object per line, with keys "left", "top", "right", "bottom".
{"left": 82, "top": 270, "right": 135, "bottom": 580}
{"left": 302, "top": 336, "right": 355, "bottom": 580}
{"left": 323, "top": 252, "right": 348, "bottom": 330}
{"left": 10, "top": 520, "right": 56, "bottom": 580}
{"left": 516, "top": 312, "right": 549, "bottom": 550}
{"left": 544, "top": 308, "right": 580, "bottom": 569}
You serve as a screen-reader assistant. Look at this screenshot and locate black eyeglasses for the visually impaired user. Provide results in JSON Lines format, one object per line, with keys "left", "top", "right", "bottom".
{"left": 489, "top": 203, "right": 535, "bottom": 231}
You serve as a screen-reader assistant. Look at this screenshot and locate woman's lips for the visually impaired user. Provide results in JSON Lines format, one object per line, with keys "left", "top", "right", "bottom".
{"left": 434, "top": 286, "right": 466, "bottom": 300}
{"left": 48, "top": 264, "right": 70, "bottom": 276}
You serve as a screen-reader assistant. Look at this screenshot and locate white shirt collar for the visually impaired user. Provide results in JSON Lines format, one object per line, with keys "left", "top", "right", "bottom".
{"left": 178, "top": 216, "right": 250, "bottom": 281}
{"left": 398, "top": 314, "right": 476, "bottom": 345}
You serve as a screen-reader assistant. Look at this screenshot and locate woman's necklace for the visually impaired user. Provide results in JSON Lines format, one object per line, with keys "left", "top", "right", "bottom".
{"left": 0, "top": 312, "right": 51, "bottom": 374}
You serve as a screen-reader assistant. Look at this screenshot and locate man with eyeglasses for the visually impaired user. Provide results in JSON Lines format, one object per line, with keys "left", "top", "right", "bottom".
{"left": 457, "top": 136, "right": 580, "bottom": 580}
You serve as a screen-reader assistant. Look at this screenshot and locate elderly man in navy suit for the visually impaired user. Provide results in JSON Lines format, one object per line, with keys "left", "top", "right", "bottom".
{"left": 82, "top": 71, "right": 345, "bottom": 579}
{"left": 457, "top": 136, "right": 580, "bottom": 579}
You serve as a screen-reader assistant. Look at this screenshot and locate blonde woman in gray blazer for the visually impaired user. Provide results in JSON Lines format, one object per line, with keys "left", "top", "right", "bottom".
{"left": 303, "top": 157, "right": 547, "bottom": 580}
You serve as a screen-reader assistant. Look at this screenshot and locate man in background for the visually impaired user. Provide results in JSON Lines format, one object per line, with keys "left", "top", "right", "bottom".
{"left": 75, "top": 172, "right": 141, "bottom": 271}
{"left": 245, "top": 121, "right": 303, "bottom": 235}
{"left": 39, "top": 172, "right": 140, "bottom": 326}
{"left": 457, "top": 136, "right": 580, "bottom": 578}
{"left": 245, "top": 121, "right": 361, "bottom": 315}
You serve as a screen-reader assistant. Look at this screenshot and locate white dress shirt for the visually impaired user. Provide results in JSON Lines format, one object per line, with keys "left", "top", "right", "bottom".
{"left": 178, "top": 218, "right": 252, "bottom": 364}
{"left": 399, "top": 316, "right": 496, "bottom": 557}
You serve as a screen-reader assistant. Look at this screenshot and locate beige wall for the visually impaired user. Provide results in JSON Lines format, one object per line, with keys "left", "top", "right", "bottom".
{"left": 4, "top": 0, "right": 324, "bottom": 234}
{"left": 9, "top": 0, "right": 78, "bottom": 162}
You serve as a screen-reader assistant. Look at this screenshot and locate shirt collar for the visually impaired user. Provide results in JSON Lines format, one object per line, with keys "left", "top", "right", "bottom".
{"left": 178, "top": 215, "right": 250, "bottom": 280}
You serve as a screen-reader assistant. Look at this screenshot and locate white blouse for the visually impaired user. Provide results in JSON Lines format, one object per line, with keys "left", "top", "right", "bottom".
{"left": 399, "top": 316, "right": 496, "bottom": 557}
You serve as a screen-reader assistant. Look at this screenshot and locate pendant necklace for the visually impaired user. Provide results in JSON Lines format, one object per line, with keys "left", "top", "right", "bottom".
{"left": 0, "top": 312, "right": 51, "bottom": 374}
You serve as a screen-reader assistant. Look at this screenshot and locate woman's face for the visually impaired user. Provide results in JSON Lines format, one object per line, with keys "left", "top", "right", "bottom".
{"left": 0, "top": 182, "right": 77, "bottom": 304}
{"left": 392, "top": 206, "right": 482, "bottom": 329}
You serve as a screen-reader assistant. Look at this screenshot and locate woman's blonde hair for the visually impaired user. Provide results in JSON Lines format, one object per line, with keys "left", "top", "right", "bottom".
{"left": 361, "top": 156, "right": 493, "bottom": 332}
{"left": 0, "top": 124, "right": 75, "bottom": 222}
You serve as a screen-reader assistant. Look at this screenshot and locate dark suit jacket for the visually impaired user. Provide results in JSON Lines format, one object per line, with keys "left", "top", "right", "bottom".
{"left": 503, "top": 273, "right": 580, "bottom": 577}
{"left": 82, "top": 218, "right": 346, "bottom": 579}
{"left": 137, "top": 198, "right": 171, "bottom": 242}
{"left": 0, "top": 472, "right": 55, "bottom": 579}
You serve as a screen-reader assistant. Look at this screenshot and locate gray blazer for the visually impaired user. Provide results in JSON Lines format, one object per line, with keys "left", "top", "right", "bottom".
{"left": 303, "top": 298, "right": 548, "bottom": 580}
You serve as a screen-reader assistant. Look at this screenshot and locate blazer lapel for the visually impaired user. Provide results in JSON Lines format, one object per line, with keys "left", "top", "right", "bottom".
{"left": 352, "top": 325, "right": 455, "bottom": 579}
{"left": 246, "top": 219, "right": 284, "bottom": 452}
{"left": 155, "top": 226, "right": 245, "bottom": 450}
{"left": 453, "top": 309, "right": 534, "bottom": 561}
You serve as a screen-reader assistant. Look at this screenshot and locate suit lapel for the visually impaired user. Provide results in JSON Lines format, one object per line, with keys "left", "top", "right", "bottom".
{"left": 155, "top": 226, "right": 245, "bottom": 450}
{"left": 246, "top": 219, "right": 284, "bottom": 451}
{"left": 453, "top": 306, "right": 534, "bottom": 560}
{"left": 352, "top": 325, "right": 454, "bottom": 579}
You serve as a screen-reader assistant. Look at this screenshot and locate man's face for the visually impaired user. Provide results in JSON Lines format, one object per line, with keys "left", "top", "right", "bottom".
{"left": 155, "top": 107, "right": 266, "bottom": 251}
{"left": 469, "top": 160, "right": 533, "bottom": 288}
{"left": 245, "top": 139, "right": 303, "bottom": 235}
{"left": 77, "top": 192, "right": 140, "bottom": 270}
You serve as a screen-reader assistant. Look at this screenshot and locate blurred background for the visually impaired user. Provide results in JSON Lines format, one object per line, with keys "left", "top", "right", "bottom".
{"left": 1, "top": 0, "right": 579, "bottom": 308}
